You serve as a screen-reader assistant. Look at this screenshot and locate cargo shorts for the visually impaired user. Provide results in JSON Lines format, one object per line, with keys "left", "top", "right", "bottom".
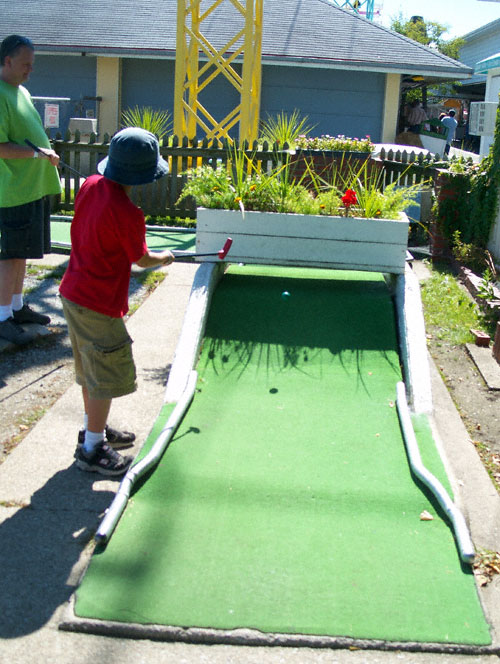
{"left": 61, "top": 296, "right": 138, "bottom": 400}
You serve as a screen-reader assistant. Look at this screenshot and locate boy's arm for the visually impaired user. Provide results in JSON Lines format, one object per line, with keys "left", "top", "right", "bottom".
{"left": 135, "top": 249, "right": 175, "bottom": 268}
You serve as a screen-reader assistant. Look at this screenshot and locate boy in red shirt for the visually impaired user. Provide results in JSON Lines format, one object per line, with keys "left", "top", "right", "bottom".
{"left": 60, "top": 128, "right": 174, "bottom": 476}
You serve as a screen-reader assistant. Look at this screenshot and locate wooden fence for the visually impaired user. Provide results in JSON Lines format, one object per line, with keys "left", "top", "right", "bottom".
{"left": 51, "top": 132, "right": 443, "bottom": 220}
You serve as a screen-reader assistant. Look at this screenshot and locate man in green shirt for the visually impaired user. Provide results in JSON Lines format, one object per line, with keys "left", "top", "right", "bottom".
{"left": 0, "top": 35, "right": 61, "bottom": 345}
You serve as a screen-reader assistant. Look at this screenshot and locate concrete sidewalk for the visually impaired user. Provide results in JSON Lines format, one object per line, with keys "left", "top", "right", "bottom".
{"left": 0, "top": 258, "right": 499, "bottom": 664}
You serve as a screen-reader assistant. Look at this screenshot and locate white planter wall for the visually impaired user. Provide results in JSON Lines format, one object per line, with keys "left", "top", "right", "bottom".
{"left": 419, "top": 133, "right": 447, "bottom": 156}
{"left": 196, "top": 208, "right": 410, "bottom": 274}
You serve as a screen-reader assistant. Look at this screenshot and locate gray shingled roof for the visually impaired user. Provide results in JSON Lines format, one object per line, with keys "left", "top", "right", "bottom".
{"left": 1, "top": 0, "right": 471, "bottom": 79}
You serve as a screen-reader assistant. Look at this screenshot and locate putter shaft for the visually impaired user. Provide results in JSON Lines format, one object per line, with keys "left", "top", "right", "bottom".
{"left": 25, "top": 139, "right": 86, "bottom": 180}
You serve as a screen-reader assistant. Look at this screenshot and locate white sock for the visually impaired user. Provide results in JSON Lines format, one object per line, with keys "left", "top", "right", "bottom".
{"left": 11, "top": 293, "right": 23, "bottom": 312}
{"left": 83, "top": 430, "right": 105, "bottom": 455}
{"left": 83, "top": 414, "right": 89, "bottom": 430}
{"left": 0, "top": 305, "right": 13, "bottom": 322}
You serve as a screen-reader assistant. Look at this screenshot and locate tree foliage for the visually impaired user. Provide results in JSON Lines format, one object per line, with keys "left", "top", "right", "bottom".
{"left": 391, "top": 14, "right": 465, "bottom": 60}
{"left": 391, "top": 14, "right": 465, "bottom": 102}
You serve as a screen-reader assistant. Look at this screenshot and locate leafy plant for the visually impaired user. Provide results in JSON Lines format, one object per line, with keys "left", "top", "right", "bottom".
{"left": 259, "top": 110, "right": 315, "bottom": 147}
{"left": 121, "top": 106, "right": 172, "bottom": 142}
{"left": 295, "top": 134, "right": 374, "bottom": 153}
{"left": 436, "top": 103, "right": 500, "bottom": 248}
{"left": 308, "top": 156, "right": 424, "bottom": 220}
{"left": 451, "top": 230, "right": 491, "bottom": 274}
{"left": 178, "top": 147, "right": 420, "bottom": 219}
{"left": 477, "top": 267, "right": 496, "bottom": 302}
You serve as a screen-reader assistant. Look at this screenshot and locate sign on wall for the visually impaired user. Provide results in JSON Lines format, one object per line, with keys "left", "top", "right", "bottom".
{"left": 44, "top": 103, "right": 60, "bottom": 129}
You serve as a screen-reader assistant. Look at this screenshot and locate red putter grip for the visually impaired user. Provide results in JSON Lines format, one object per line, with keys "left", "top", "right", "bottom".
{"left": 218, "top": 237, "right": 233, "bottom": 259}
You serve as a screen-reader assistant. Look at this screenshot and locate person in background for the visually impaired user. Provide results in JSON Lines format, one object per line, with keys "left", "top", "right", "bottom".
{"left": 441, "top": 109, "right": 458, "bottom": 156}
{"left": 0, "top": 35, "right": 61, "bottom": 346}
{"left": 406, "top": 100, "right": 428, "bottom": 134}
{"left": 59, "top": 128, "right": 175, "bottom": 476}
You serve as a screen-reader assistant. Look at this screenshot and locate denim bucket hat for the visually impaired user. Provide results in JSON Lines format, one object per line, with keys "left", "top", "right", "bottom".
{"left": 97, "top": 127, "right": 169, "bottom": 185}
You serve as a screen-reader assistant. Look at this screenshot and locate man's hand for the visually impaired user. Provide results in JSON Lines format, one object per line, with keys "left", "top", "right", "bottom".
{"left": 37, "top": 148, "right": 60, "bottom": 167}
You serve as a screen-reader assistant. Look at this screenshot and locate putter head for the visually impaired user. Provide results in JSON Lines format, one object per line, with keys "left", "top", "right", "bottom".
{"left": 218, "top": 237, "right": 233, "bottom": 260}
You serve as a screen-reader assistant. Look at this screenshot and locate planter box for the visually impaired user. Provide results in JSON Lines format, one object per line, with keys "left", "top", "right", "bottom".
{"left": 419, "top": 132, "right": 447, "bottom": 156}
{"left": 289, "top": 150, "right": 375, "bottom": 190}
{"left": 196, "top": 208, "right": 410, "bottom": 274}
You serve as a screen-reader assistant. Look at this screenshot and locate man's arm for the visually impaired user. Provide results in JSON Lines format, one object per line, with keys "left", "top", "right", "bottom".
{"left": 135, "top": 249, "right": 175, "bottom": 268}
{"left": 0, "top": 141, "right": 60, "bottom": 166}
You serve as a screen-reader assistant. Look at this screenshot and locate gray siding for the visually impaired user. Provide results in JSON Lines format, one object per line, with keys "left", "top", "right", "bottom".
{"left": 460, "top": 39, "right": 492, "bottom": 85}
{"left": 31, "top": 54, "right": 97, "bottom": 116}
{"left": 120, "top": 60, "right": 385, "bottom": 140}
{"left": 261, "top": 66, "right": 384, "bottom": 141}
{"left": 121, "top": 58, "right": 241, "bottom": 139}
{"left": 27, "top": 55, "right": 385, "bottom": 141}
{"left": 122, "top": 58, "right": 175, "bottom": 111}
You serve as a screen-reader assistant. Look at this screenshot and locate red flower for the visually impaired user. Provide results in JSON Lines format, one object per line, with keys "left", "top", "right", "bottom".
{"left": 342, "top": 189, "right": 357, "bottom": 208}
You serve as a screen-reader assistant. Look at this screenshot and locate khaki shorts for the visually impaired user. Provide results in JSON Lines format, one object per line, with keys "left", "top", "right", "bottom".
{"left": 61, "top": 296, "right": 137, "bottom": 400}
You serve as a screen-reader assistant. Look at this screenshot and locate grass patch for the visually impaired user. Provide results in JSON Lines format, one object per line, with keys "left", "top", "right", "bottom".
{"left": 24, "top": 264, "right": 67, "bottom": 296}
{"left": 420, "top": 262, "right": 494, "bottom": 345}
{"left": 135, "top": 268, "right": 167, "bottom": 292}
{"left": 3, "top": 406, "right": 48, "bottom": 458}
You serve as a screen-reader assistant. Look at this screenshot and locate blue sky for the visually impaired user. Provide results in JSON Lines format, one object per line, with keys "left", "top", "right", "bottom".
{"left": 377, "top": 0, "right": 500, "bottom": 38}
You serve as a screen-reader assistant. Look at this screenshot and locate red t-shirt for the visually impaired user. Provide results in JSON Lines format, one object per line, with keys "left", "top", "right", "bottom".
{"left": 59, "top": 175, "right": 148, "bottom": 317}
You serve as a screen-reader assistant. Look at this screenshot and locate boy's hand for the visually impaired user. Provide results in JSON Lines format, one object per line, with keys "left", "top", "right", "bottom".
{"left": 160, "top": 250, "right": 174, "bottom": 266}
{"left": 136, "top": 249, "right": 175, "bottom": 269}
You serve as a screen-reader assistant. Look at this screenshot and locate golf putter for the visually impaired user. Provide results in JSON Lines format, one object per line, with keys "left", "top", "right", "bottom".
{"left": 25, "top": 139, "right": 87, "bottom": 180}
{"left": 173, "top": 237, "right": 233, "bottom": 260}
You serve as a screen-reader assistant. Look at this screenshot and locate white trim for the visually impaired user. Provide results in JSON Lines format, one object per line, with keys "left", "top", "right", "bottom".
{"left": 196, "top": 208, "right": 410, "bottom": 274}
{"left": 164, "top": 262, "right": 224, "bottom": 403}
{"left": 395, "top": 267, "right": 433, "bottom": 415}
{"left": 35, "top": 49, "right": 471, "bottom": 79}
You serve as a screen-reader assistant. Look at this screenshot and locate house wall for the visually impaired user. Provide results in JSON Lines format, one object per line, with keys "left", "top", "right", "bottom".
{"left": 460, "top": 25, "right": 498, "bottom": 89}
{"left": 481, "top": 71, "right": 500, "bottom": 157}
{"left": 122, "top": 58, "right": 241, "bottom": 140}
{"left": 30, "top": 54, "right": 97, "bottom": 133}
{"left": 122, "top": 59, "right": 175, "bottom": 111}
{"left": 260, "top": 65, "right": 385, "bottom": 141}
{"left": 381, "top": 73, "right": 400, "bottom": 144}
{"left": 97, "top": 58, "right": 122, "bottom": 137}
{"left": 121, "top": 59, "right": 387, "bottom": 141}
{"left": 29, "top": 55, "right": 388, "bottom": 142}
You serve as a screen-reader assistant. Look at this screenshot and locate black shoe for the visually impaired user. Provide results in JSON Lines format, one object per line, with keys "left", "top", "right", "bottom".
{"left": 13, "top": 304, "right": 51, "bottom": 326}
{"left": 0, "top": 317, "right": 33, "bottom": 346}
{"left": 77, "top": 425, "right": 136, "bottom": 450}
{"left": 75, "top": 441, "right": 133, "bottom": 477}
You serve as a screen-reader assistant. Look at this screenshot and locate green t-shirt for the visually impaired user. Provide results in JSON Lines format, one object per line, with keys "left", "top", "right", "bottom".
{"left": 0, "top": 80, "right": 61, "bottom": 208}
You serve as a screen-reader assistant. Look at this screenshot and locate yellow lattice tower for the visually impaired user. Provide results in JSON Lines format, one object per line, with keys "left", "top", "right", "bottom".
{"left": 173, "top": 0, "right": 263, "bottom": 143}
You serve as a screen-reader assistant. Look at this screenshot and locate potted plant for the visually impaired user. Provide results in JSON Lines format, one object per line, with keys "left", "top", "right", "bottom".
{"left": 178, "top": 149, "right": 422, "bottom": 274}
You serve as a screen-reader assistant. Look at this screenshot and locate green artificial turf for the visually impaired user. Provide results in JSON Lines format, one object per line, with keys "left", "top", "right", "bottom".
{"left": 75, "top": 265, "right": 490, "bottom": 645}
{"left": 49, "top": 219, "right": 196, "bottom": 253}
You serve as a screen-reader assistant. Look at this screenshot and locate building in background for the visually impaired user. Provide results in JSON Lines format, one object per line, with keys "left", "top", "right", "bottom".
{"left": 1, "top": 0, "right": 471, "bottom": 143}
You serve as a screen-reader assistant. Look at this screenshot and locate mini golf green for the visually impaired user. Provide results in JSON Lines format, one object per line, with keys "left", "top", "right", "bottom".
{"left": 74, "top": 265, "right": 491, "bottom": 646}
{"left": 49, "top": 219, "right": 196, "bottom": 253}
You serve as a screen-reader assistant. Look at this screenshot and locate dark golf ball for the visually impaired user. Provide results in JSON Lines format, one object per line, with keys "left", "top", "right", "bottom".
{"left": 281, "top": 291, "right": 291, "bottom": 301}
